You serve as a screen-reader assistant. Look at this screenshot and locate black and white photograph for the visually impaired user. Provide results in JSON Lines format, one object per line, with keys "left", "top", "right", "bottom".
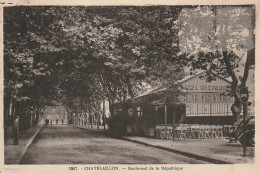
{"left": 1, "top": 1, "right": 257, "bottom": 171}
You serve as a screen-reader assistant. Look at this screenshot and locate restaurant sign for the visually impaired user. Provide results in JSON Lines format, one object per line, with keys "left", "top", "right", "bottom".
{"left": 182, "top": 93, "right": 234, "bottom": 103}
{"left": 181, "top": 74, "right": 230, "bottom": 93}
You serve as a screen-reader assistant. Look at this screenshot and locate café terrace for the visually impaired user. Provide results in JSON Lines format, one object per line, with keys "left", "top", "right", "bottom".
{"left": 113, "top": 71, "right": 253, "bottom": 140}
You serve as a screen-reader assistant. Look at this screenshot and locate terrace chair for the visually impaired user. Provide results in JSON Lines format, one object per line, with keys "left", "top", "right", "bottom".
{"left": 175, "top": 127, "right": 188, "bottom": 141}
{"left": 167, "top": 129, "right": 173, "bottom": 139}
{"left": 175, "top": 129, "right": 181, "bottom": 140}
{"left": 210, "top": 126, "right": 218, "bottom": 138}
{"left": 216, "top": 126, "right": 223, "bottom": 138}
{"left": 203, "top": 126, "right": 211, "bottom": 139}
{"left": 223, "top": 125, "right": 233, "bottom": 137}
{"left": 197, "top": 128, "right": 205, "bottom": 139}
{"left": 223, "top": 125, "right": 230, "bottom": 137}
{"left": 156, "top": 128, "right": 163, "bottom": 139}
{"left": 160, "top": 129, "right": 167, "bottom": 139}
{"left": 189, "top": 126, "right": 198, "bottom": 138}
{"left": 190, "top": 125, "right": 204, "bottom": 139}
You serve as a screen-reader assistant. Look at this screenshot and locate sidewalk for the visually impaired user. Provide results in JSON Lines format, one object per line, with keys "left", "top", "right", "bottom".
{"left": 68, "top": 125, "right": 254, "bottom": 164}
{"left": 123, "top": 136, "right": 254, "bottom": 164}
{"left": 4, "top": 124, "right": 43, "bottom": 164}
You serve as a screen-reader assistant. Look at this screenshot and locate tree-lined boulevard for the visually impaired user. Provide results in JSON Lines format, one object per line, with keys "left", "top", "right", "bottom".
{"left": 3, "top": 5, "right": 255, "bottom": 164}
{"left": 4, "top": 6, "right": 254, "bottom": 131}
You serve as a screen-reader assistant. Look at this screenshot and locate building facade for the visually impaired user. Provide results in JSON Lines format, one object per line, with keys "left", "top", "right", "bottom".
{"left": 43, "top": 103, "right": 68, "bottom": 124}
{"left": 179, "top": 72, "right": 234, "bottom": 125}
{"left": 112, "top": 71, "right": 254, "bottom": 136}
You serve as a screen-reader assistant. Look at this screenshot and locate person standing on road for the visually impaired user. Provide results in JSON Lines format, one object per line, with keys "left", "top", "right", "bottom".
{"left": 13, "top": 116, "right": 19, "bottom": 145}
{"left": 50, "top": 119, "right": 52, "bottom": 126}
{"left": 45, "top": 119, "right": 48, "bottom": 127}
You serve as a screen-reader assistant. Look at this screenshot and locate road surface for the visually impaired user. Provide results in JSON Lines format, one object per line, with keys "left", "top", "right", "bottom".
{"left": 20, "top": 125, "right": 206, "bottom": 164}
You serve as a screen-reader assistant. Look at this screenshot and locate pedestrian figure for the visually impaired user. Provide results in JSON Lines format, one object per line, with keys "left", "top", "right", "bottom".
{"left": 62, "top": 119, "right": 64, "bottom": 124}
{"left": 45, "top": 119, "right": 48, "bottom": 127}
{"left": 50, "top": 119, "right": 52, "bottom": 126}
{"left": 56, "top": 119, "right": 58, "bottom": 124}
{"left": 13, "top": 116, "right": 19, "bottom": 145}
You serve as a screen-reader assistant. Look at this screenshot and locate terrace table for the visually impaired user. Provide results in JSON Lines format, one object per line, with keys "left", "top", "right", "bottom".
{"left": 155, "top": 125, "right": 173, "bottom": 139}
{"left": 223, "top": 125, "right": 233, "bottom": 137}
{"left": 155, "top": 124, "right": 226, "bottom": 140}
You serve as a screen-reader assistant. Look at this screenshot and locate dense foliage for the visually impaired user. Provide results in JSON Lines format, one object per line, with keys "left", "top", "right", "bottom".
{"left": 4, "top": 6, "right": 254, "bottom": 131}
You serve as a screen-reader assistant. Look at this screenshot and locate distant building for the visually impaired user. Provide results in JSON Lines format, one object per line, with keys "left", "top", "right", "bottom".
{"left": 43, "top": 102, "right": 67, "bottom": 124}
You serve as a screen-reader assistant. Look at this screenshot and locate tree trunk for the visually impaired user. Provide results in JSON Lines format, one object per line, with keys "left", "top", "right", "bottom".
{"left": 11, "top": 100, "right": 16, "bottom": 126}
{"left": 172, "top": 105, "right": 176, "bottom": 142}
{"left": 223, "top": 51, "right": 242, "bottom": 122}
{"left": 22, "top": 101, "right": 27, "bottom": 132}
{"left": 225, "top": 49, "right": 253, "bottom": 122}
{"left": 121, "top": 101, "right": 129, "bottom": 135}
{"left": 126, "top": 77, "right": 138, "bottom": 135}
{"left": 108, "top": 101, "right": 114, "bottom": 117}
{"left": 16, "top": 102, "right": 22, "bottom": 132}
{"left": 97, "top": 113, "right": 100, "bottom": 129}
{"left": 35, "top": 109, "right": 39, "bottom": 125}
{"left": 103, "top": 100, "right": 106, "bottom": 130}
{"left": 25, "top": 103, "right": 30, "bottom": 130}
{"left": 231, "top": 101, "right": 242, "bottom": 121}
{"left": 4, "top": 96, "right": 11, "bottom": 127}
{"left": 30, "top": 111, "right": 33, "bottom": 127}
{"left": 91, "top": 115, "right": 93, "bottom": 128}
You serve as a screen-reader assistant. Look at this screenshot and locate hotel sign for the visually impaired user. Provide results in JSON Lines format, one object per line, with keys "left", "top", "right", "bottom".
{"left": 183, "top": 84, "right": 228, "bottom": 92}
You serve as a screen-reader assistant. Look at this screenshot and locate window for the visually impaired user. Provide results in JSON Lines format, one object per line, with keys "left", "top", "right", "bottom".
{"left": 137, "top": 107, "right": 143, "bottom": 117}
{"left": 186, "top": 103, "right": 232, "bottom": 116}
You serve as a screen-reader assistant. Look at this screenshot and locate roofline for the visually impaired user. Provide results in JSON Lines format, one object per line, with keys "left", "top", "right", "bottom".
{"left": 177, "top": 71, "right": 206, "bottom": 84}
{"left": 179, "top": 71, "right": 232, "bottom": 85}
{"left": 135, "top": 70, "right": 232, "bottom": 99}
{"left": 210, "top": 72, "right": 232, "bottom": 84}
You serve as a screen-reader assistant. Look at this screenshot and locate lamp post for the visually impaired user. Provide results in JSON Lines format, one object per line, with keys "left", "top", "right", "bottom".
{"left": 241, "top": 87, "right": 249, "bottom": 156}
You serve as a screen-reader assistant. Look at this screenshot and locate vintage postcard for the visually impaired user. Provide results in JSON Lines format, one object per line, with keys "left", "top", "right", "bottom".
{"left": 0, "top": 0, "right": 259, "bottom": 173}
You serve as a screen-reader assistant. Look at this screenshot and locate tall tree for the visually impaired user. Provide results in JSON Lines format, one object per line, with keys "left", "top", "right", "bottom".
{"left": 4, "top": 6, "right": 185, "bottom": 130}
{"left": 177, "top": 6, "right": 255, "bottom": 120}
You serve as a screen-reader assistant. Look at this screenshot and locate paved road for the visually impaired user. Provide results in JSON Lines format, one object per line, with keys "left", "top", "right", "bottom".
{"left": 20, "top": 125, "right": 206, "bottom": 164}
